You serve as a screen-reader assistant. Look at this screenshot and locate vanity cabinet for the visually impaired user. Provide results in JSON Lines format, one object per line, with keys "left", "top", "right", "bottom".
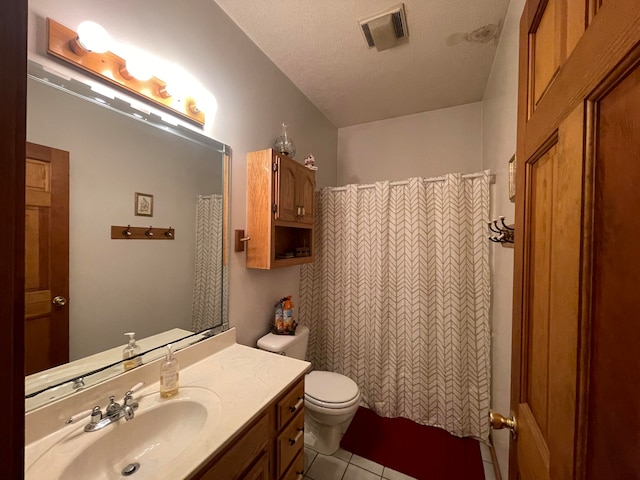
{"left": 275, "top": 379, "right": 305, "bottom": 479}
{"left": 244, "top": 453, "right": 271, "bottom": 480}
{"left": 194, "top": 410, "right": 271, "bottom": 480}
{"left": 190, "top": 376, "right": 305, "bottom": 480}
{"left": 281, "top": 453, "right": 305, "bottom": 480}
{"left": 246, "top": 149, "right": 315, "bottom": 269}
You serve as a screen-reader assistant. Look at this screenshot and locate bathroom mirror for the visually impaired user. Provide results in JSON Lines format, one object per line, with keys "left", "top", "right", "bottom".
{"left": 25, "top": 60, "right": 230, "bottom": 410}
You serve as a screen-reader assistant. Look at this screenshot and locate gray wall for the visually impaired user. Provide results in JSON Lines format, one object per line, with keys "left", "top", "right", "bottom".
{"left": 481, "top": 0, "right": 526, "bottom": 476}
{"left": 337, "top": 102, "right": 483, "bottom": 185}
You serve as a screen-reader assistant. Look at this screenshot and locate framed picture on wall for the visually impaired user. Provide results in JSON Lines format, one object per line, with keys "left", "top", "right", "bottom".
{"left": 135, "top": 192, "right": 154, "bottom": 216}
{"left": 508, "top": 154, "right": 516, "bottom": 203}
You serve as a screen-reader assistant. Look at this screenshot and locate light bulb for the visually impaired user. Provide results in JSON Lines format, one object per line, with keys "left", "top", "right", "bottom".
{"left": 157, "top": 85, "right": 172, "bottom": 98}
{"left": 122, "top": 63, "right": 154, "bottom": 81}
{"left": 123, "top": 58, "right": 154, "bottom": 81}
{"left": 162, "top": 82, "right": 188, "bottom": 100}
{"left": 187, "top": 99, "right": 200, "bottom": 114}
{"left": 117, "top": 47, "right": 157, "bottom": 81}
{"left": 76, "top": 21, "right": 111, "bottom": 54}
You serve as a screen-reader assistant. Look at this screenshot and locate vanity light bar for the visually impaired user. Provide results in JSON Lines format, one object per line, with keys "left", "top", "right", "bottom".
{"left": 46, "top": 18, "right": 205, "bottom": 126}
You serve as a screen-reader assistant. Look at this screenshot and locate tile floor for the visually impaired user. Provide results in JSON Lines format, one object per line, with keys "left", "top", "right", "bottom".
{"left": 303, "top": 440, "right": 498, "bottom": 480}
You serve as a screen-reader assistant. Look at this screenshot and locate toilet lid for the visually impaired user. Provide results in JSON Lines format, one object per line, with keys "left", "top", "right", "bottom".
{"left": 305, "top": 371, "right": 359, "bottom": 405}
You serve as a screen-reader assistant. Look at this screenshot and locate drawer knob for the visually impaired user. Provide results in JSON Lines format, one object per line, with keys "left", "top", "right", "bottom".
{"left": 289, "top": 397, "right": 304, "bottom": 413}
{"left": 288, "top": 427, "right": 304, "bottom": 446}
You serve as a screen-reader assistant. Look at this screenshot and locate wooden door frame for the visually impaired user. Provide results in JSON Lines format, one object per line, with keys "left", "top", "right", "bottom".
{"left": 0, "top": 0, "right": 27, "bottom": 477}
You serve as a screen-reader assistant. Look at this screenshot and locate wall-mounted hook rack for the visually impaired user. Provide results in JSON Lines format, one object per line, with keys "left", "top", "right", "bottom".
{"left": 111, "top": 225, "right": 175, "bottom": 240}
{"left": 488, "top": 216, "right": 514, "bottom": 248}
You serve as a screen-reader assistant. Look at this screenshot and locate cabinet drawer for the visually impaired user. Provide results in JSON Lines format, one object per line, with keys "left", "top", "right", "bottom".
{"left": 281, "top": 450, "right": 304, "bottom": 480}
{"left": 198, "top": 412, "right": 270, "bottom": 480}
{"left": 277, "top": 379, "right": 305, "bottom": 430}
{"left": 277, "top": 411, "right": 305, "bottom": 478}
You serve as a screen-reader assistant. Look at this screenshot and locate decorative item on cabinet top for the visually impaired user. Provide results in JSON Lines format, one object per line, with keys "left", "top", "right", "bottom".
{"left": 274, "top": 122, "right": 296, "bottom": 158}
{"left": 488, "top": 216, "right": 514, "bottom": 248}
{"left": 242, "top": 149, "right": 316, "bottom": 269}
{"left": 304, "top": 154, "right": 318, "bottom": 171}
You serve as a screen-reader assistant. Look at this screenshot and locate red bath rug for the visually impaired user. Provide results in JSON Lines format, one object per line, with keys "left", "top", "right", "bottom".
{"left": 340, "top": 406, "right": 485, "bottom": 480}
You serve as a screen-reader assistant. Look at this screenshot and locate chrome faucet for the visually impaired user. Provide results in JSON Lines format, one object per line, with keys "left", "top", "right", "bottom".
{"left": 122, "top": 389, "right": 139, "bottom": 421}
{"left": 65, "top": 382, "right": 144, "bottom": 432}
{"left": 71, "top": 377, "right": 85, "bottom": 390}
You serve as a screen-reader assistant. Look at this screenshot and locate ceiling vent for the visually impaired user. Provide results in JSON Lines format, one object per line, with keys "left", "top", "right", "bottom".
{"left": 359, "top": 3, "right": 408, "bottom": 52}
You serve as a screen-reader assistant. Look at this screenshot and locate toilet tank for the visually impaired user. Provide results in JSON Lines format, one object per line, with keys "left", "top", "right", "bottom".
{"left": 257, "top": 325, "right": 309, "bottom": 360}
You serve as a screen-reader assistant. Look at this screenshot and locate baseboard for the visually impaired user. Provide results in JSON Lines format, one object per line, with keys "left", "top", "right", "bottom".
{"left": 488, "top": 433, "right": 503, "bottom": 480}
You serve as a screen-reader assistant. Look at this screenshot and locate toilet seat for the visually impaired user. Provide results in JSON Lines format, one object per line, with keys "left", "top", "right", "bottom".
{"left": 305, "top": 371, "right": 360, "bottom": 409}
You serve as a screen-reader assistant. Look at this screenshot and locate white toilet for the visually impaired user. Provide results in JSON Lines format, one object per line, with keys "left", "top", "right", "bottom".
{"left": 257, "top": 325, "right": 361, "bottom": 455}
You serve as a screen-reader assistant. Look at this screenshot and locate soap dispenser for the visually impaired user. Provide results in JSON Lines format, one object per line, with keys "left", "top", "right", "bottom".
{"left": 160, "top": 344, "right": 180, "bottom": 398}
{"left": 123, "top": 332, "right": 142, "bottom": 371}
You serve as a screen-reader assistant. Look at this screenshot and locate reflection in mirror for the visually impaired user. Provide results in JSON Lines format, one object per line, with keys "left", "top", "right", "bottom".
{"left": 25, "top": 60, "right": 229, "bottom": 411}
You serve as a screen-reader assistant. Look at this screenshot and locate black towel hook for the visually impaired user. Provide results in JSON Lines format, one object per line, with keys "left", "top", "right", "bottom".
{"left": 488, "top": 217, "right": 514, "bottom": 246}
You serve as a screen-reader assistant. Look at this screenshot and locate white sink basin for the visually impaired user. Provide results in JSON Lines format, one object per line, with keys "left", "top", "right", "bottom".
{"left": 26, "top": 387, "right": 222, "bottom": 480}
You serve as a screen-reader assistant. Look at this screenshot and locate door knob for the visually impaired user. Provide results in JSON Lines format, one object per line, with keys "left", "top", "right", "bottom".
{"left": 489, "top": 410, "right": 517, "bottom": 439}
{"left": 52, "top": 295, "right": 67, "bottom": 307}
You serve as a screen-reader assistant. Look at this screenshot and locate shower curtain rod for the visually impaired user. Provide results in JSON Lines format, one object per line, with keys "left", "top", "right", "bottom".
{"left": 328, "top": 172, "right": 495, "bottom": 192}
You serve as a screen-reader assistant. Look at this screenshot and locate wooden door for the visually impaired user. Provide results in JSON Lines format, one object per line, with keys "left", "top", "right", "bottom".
{"left": 509, "top": 1, "right": 640, "bottom": 479}
{"left": 25, "top": 142, "right": 69, "bottom": 375}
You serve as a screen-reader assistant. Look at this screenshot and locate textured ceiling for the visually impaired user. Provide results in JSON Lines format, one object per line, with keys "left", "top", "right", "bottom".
{"left": 214, "top": 0, "right": 510, "bottom": 127}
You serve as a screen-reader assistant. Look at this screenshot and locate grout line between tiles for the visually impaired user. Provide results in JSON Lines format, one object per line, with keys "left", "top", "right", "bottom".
{"left": 306, "top": 445, "right": 495, "bottom": 480}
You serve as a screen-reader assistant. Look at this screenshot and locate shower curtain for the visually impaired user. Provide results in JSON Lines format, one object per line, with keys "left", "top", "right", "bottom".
{"left": 299, "top": 173, "right": 491, "bottom": 440}
{"left": 191, "top": 194, "right": 224, "bottom": 332}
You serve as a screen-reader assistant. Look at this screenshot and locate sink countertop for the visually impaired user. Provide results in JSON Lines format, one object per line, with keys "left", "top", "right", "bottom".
{"left": 177, "top": 343, "right": 310, "bottom": 477}
{"left": 24, "top": 328, "right": 310, "bottom": 479}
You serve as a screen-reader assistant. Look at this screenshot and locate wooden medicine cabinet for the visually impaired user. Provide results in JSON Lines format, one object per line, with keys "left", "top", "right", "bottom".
{"left": 246, "top": 149, "right": 315, "bottom": 269}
